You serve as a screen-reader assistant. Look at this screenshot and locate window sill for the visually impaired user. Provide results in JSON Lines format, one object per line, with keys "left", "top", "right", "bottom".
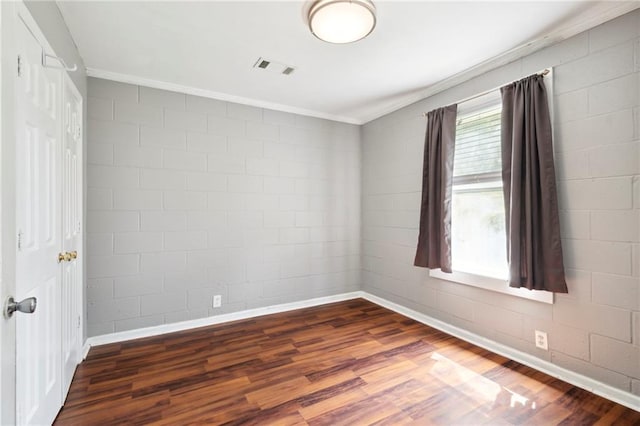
{"left": 429, "top": 269, "right": 554, "bottom": 304}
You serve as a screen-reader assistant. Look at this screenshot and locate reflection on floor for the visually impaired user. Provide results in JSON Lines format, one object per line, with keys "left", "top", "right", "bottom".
{"left": 54, "top": 299, "right": 640, "bottom": 424}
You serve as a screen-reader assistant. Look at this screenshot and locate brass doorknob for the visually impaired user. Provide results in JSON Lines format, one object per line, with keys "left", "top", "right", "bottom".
{"left": 58, "top": 252, "right": 71, "bottom": 263}
{"left": 57, "top": 252, "right": 76, "bottom": 263}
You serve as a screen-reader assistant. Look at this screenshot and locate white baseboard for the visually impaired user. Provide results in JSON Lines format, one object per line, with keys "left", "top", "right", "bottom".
{"left": 360, "top": 292, "right": 640, "bottom": 412}
{"left": 81, "top": 341, "right": 91, "bottom": 360}
{"left": 82, "top": 290, "right": 640, "bottom": 412}
{"left": 85, "top": 291, "right": 364, "bottom": 348}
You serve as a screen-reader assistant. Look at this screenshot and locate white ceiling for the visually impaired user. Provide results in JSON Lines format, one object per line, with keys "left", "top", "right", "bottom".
{"left": 57, "top": 1, "right": 638, "bottom": 124}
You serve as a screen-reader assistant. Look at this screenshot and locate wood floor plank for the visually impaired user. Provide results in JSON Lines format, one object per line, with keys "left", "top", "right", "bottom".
{"left": 298, "top": 388, "right": 369, "bottom": 421}
{"left": 54, "top": 299, "right": 640, "bottom": 425}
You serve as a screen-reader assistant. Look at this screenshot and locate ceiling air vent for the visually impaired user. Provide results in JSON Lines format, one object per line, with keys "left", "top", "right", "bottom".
{"left": 253, "top": 57, "right": 295, "bottom": 76}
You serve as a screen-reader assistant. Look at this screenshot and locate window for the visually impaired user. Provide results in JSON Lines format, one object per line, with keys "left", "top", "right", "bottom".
{"left": 430, "top": 92, "right": 552, "bottom": 304}
{"left": 451, "top": 99, "right": 506, "bottom": 279}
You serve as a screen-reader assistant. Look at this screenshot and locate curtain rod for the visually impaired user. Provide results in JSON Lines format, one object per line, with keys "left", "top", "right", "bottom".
{"left": 422, "top": 68, "right": 550, "bottom": 117}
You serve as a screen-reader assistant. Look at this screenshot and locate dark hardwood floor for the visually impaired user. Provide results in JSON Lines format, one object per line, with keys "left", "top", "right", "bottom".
{"left": 55, "top": 299, "right": 640, "bottom": 425}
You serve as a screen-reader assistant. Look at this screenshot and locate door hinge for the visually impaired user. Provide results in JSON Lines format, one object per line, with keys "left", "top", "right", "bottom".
{"left": 77, "top": 316, "right": 81, "bottom": 329}
{"left": 17, "top": 55, "right": 22, "bottom": 77}
{"left": 17, "top": 230, "right": 22, "bottom": 251}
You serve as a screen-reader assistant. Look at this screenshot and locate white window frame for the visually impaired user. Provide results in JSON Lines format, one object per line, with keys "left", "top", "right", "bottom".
{"left": 429, "top": 85, "right": 554, "bottom": 304}
{"left": 430, "top": 270, "right": 553, "bottom": 304}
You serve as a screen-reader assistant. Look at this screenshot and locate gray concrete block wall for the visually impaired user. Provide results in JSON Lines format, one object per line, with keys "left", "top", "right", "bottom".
{"left": 86, "top": 79, "right": 361, "bottom": 336}
{"left": 84, "top": 8, "right": 638, "bottom": 399}
{"left": 361, "top": 10, "right": 639, "bottom": 394}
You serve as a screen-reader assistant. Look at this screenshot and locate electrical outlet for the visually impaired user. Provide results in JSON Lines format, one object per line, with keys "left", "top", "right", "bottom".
{"left": 535, "top": 330, "right": 548, "bottom": 350}
{"left": 213, "top": 295, "right": 222, "bottom": 308}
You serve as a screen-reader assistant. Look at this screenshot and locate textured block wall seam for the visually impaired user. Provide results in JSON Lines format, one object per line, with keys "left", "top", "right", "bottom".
{"left": 361, "top": 9, "right": 640, "bottom": 395}
{"left": 86, "top": 78, "right": 362, "bottom": 336}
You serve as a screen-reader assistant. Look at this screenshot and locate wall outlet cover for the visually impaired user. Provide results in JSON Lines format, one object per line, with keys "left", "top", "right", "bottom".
{"left": 535, "top": 330, "right": 549, "bottom": 350}
{"left": 213, "top": 295, "right": 222, "bottom": 308}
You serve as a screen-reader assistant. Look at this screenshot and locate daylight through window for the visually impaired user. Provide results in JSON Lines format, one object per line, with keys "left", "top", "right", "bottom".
{"left": 451, "top": 97, "right": 507, "bottom": 280}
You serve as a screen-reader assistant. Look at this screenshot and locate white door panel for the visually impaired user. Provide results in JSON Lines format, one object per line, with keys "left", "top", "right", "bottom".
{"left": 15, "top": 13, "right": 62, "bottom": 426}
{"left": 10, "top": 5, "right": 83, "bottom": 424}
{"left": 61, "top": 73, "right": 82, "bottom": 397}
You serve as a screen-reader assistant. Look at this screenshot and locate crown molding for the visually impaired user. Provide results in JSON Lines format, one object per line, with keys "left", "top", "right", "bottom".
{"left": 359, "top": 2, "right": 640, "bottom": 124}
{"left": 86, "top": 68, "right": 364, "bottom": 125}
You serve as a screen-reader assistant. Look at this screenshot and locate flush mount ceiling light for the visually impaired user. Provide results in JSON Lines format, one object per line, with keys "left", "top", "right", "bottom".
{"left": 308, "top": 0, "right": 377, "bottom": 44}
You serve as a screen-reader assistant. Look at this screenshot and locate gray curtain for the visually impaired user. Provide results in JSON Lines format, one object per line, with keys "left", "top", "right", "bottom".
{"left": 501, "top": 74, "right": 567, "bottom": 293}
{"left": 414, "top": 104, "right": 457, "bottom": 272}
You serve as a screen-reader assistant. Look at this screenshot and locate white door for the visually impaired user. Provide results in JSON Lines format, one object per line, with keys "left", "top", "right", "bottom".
{"left": 15, "top": 14, "right": 63, "bottom": 425}
{"left": 61, "top": 74, "right": 82, "bottom": 397}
